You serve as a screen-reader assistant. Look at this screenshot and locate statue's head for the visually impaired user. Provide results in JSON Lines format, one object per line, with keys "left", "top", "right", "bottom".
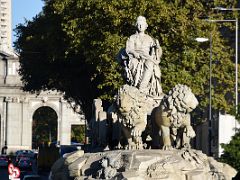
{"left": 136, "top": 16, "right": 148, "bottom": 32}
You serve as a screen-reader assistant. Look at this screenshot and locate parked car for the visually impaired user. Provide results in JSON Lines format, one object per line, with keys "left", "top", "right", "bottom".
{"left": 0, "top": 155, "right": 9, "bottom": 167}
{"left": 23, "top": 174, "right": 41, "bottom": 180}
{"left": 71, "top": 142, "right": 85, "bottom": 148}
{"left": 20, "top": 171, "right": 41, "bottom": 180}
{"left": 17, "top": 158, "right": 32, "bottom": 170}
{"left": 16, "top": 152, "right": 35, "bottom": 163}
{"left": 16, "top": 153, "right": 28, "bottom": 163}
{"left": 16, "top": 150, "right": 33, "bottom": 155}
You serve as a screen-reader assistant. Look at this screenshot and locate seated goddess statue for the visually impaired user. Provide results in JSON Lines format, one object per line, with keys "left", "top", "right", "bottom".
{"left": 120, "top": 16, "right": 162, "bottom": 97}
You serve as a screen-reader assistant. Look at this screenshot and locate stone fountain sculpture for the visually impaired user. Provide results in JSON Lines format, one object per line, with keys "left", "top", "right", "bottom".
{"left": 108, "top": 15, "right": 164, "bottom": 150}
{"left": 154, "top": 84, "right": 198, "bottom": 150}
{"left": 50, "top": 16, "right": 238, "bottom": 180}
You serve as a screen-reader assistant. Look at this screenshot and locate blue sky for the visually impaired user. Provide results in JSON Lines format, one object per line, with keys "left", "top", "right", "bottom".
{"left": 12, "top": 0, "right": 44, "bottom": 43}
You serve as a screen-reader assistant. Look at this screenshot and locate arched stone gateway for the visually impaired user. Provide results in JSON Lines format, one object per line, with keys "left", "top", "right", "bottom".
{"left": 32, "top": 106, "right": 58, "bottom": 149}
{"left": 0, "top": 51, "right": 86, "bottom": 153}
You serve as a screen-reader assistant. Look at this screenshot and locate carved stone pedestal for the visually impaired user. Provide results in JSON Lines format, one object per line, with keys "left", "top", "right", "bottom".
{"left": 50, "top": 149, "right": 237, "bottom": 180}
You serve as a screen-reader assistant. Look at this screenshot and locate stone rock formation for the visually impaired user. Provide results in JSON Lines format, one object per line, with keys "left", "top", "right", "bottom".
{"left": 50, "top": 149, "right": 237, "bottom": 180}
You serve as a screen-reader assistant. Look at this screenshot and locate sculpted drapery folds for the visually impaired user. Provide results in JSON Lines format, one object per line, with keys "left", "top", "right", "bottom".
{"left": 123, "top": 16, "right": 162, "bottom": 97}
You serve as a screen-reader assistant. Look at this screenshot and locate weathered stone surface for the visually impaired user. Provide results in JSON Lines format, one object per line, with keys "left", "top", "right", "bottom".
{"left": 50, "top": 149, "right": 237, "bottom": 180}
{"left": 64, "top": 150, "right": 84, "bottom": 165}
{"left": 68, "top": 158, "right": 87, "bottom": 177}
{"left": 51, "top": 157, "right": 65, "bottom": 174}
{"left": 50, "top": 157, "right": 70, "bottom": 180}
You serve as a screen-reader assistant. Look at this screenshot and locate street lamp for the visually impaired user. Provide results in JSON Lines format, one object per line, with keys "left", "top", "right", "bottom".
{"left": 213, "top": 7, "right": 240, "bottom": 11}
{"left": 195, "top": 37, "right": 211, "bottom": 123}
{"left": 195, "top": 37, "right": 209, "bottom": 42}
{"left": 196, "top": 36, "right": 212, "bottom": 155}
{"left": 206, "top": 19, "right": 238, "bottom": 104}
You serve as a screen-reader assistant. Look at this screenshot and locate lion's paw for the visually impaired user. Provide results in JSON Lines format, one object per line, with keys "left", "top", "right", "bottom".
{"left": 162, "top": 145, "right": 173, "bottom": 150}
{"left": 182, "top": 143, "right": 191, "bottom": 149}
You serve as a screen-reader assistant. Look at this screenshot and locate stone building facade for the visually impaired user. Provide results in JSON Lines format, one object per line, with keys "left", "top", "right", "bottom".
{"left": 0, "top": 51, "right": 85, "bottom": 152}
{"left": 0, "top": 0, "right": 12, "bottom": 51}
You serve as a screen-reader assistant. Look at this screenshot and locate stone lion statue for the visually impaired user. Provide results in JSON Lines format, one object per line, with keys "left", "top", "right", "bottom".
{"left": 154, "top": 84, "right": 198, "bottom": 150}
{"left": 110, "top": 84, "right": 157, "bottom": 149}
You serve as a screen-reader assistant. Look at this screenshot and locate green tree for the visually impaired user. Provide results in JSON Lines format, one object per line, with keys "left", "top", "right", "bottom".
{"left": 14, "top": 0, "right": 238, "bottom": 119}
{"left": 220, "top": 105, "right": 240, "bottom": 172}
{"left": 220, "top": 130, "right": 240, "bottom": 172}
{"left": 71, "top": 125, "right": 85, "bottom": 143}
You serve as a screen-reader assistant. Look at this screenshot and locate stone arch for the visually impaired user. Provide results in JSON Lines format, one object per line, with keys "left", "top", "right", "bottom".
{"left": 30, "top": 102, "right": 60, "bottom": 120}
{"left": 32, "top": 105, "right": 58, "bottom": 149}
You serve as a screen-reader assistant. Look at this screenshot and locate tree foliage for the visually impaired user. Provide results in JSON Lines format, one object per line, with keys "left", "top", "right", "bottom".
{"left": 220, "top": 129, "right": 240, "bottom": 172}
{"left": 14, "top": 0, "right": 238, "bottom": 119}
{"left": 71, "top": 125, "right": 85, "bottom": 143}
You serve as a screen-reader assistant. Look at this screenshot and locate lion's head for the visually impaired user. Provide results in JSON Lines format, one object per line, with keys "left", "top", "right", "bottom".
{"left": 162, "top": 84, "right": 198, "bottom": 127}
{"left": 116, "top": 85, "right": 148, "bottom": 127}
{"left": 165, "top": 84, "right": 198, "bottom": 113}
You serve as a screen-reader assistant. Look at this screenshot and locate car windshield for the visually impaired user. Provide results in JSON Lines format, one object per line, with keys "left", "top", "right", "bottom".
{"left": 17, "top": 150, "right": 34, "bottom": 155}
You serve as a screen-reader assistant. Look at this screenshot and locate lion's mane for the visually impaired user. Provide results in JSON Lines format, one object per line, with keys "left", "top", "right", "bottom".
{"left": 116, "top": 85, "right": 148, "bottom": 128}
{"left": 161, "top": 84, "right": 197, "bottom": 128}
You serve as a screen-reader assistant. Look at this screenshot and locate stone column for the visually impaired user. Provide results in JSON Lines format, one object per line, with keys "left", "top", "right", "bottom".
{"left": 91, "top": 99, "right": 108, "bottom": 147}
{"left": 21, "top": 97, "right": 31, "bottom": 149}
{"left": 98, "top": 111, "right": 107, "bottom": 147}
{"left": 3, "top": 97, "right": 9, "bottom": 147}
{"left": 60, "top": 102, "right": 71, "bottom": 145}
{"left": 58, "top": 98, "right": 63, "bottom": 145}
{"left": 0, "top": 97, "right": 5, "bottom": 149}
